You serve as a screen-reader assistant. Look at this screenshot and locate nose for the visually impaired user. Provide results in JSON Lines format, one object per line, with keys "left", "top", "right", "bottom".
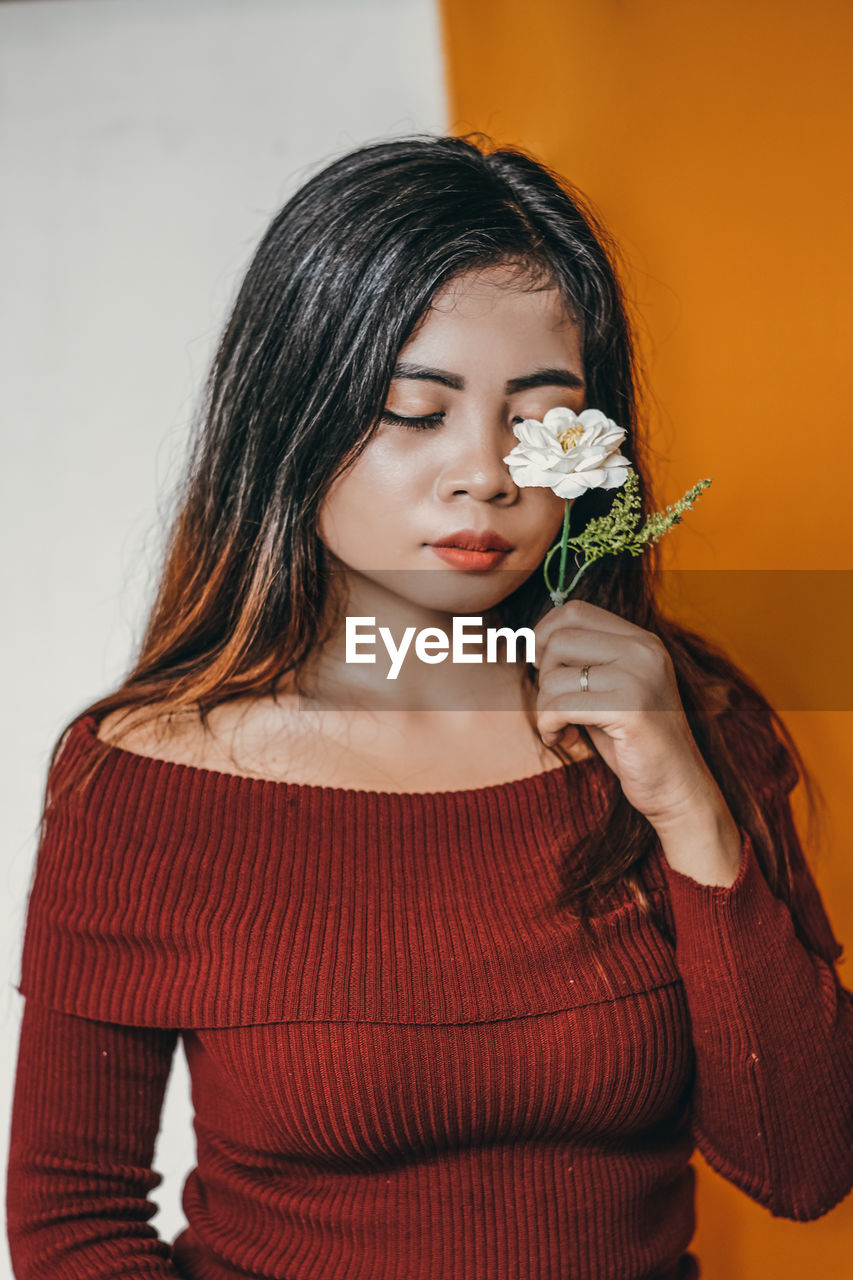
{"left": 435, "top": 416, "right": 520, "bottom": 504}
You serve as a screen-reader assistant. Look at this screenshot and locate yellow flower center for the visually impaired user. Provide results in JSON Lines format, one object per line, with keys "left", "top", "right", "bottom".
{"left": 557, "top": 424, "right": 585, "bottom": 452}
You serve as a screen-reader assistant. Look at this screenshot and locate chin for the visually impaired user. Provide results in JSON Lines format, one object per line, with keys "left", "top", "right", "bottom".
{"left": 409, "top": 571, "right": 532, "bottom": 616}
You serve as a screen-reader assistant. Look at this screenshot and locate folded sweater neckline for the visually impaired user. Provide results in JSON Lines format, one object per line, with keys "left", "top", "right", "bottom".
{"left": 76, "top": 710, "right": 608, "bottom": 804}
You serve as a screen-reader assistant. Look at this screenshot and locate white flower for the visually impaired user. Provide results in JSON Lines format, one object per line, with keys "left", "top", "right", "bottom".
{"left": 502, "top": 406, "right": 632, "bottom": 500}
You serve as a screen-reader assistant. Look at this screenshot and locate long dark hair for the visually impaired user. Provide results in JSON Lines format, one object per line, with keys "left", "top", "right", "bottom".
{"left": 40, "top": 131, "right": 827, "bottom": 924}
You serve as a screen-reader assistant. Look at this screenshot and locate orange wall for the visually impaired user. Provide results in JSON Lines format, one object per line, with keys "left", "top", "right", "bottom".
{"left": 437, "top": 1, "right": 853, "bottom": 1274}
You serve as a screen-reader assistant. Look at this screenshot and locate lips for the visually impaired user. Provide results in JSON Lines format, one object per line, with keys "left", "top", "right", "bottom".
{"left": 429, "top": 545, "right": 510, "bottom": 570}
{"left": 428, "top": 529, "right": 513, "bottom": 552}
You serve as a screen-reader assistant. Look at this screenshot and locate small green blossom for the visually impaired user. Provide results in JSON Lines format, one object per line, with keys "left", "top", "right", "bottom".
{"left": 544, "top": 472, "right": 712, "bottom": 605}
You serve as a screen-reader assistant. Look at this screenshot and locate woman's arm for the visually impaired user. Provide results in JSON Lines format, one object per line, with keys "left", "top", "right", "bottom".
{"left": 659, "top": 764, "right": 853, "bottom": 1221}
{"left": 6, "top": 997, "right": 184, "bottom": 1278}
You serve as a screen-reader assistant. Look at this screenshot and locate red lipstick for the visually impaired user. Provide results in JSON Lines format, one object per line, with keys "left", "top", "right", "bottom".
{"left": 427, "top": 528, "right": 513, "bottom": 570}
{"left": 430, "top": 529, "right": 513, "bottom": 552}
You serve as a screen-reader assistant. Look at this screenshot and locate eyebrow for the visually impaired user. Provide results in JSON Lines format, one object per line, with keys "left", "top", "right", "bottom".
{"left": 392, "top": 361, "right": 586, "bottom": 394}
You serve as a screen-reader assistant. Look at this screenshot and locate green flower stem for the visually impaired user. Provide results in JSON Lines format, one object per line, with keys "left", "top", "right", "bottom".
{"left": 542, "top": 543, "right": 564, "bottom": 600}
{"left": 565, "top": 559, "right": 590, "bottom": 595}
{"left": 543, "top": 500, "right": 584, "bottom": 606}
{"left": 557, "top": 501, "right": 571, "bottom": 595}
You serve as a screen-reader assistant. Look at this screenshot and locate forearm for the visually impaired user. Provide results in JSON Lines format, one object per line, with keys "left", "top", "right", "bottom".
{"left": 660, "top": 825, "right": 853, "bottom": 1219}
{"left": 654, "top": 788, "right": 744, "bottom": 887}
{"left": 6, "top": 999, "right": 184, "bottom": 1279}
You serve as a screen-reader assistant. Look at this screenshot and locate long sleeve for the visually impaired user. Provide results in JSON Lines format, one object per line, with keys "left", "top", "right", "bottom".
{"left": 660, "top": 761, "right": 853, "bottom": 1221}
{"left": 6, "top": 996, "right": 183, "bottom": 1278}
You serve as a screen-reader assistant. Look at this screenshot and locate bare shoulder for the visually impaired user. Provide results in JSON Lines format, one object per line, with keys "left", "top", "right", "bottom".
{"left": 96, "top": 702, "right": 208, "bottom": 765}
{"left": 94, "top": 693, "right": 310, "bottom": 779}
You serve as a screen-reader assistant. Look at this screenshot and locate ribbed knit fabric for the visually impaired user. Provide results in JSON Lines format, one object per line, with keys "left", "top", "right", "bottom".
{"left": 7, "top": 712, "right": 853, "bottom": 1280}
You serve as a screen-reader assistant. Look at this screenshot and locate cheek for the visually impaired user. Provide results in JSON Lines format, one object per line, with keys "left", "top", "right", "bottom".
{"left": 318, "top": 447, "right": 416, "bottom": 550}
{"left": 524, "top": 488, "right": 570, "bottom": 549}
{"left": 344, "top": 435, "right": 425, "bottom": 497}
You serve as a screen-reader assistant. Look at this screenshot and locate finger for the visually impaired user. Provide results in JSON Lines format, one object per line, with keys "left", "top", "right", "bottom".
{"left": 537, "top": 660, "right": 620, "bottom": 702}
{"left": 538, "top": 671, "right": 674, "bottom": 715}
{"left": 537, "top": 691, "right": 646, "bottom": 741}
{"left": 537, "top": 636, "right": 669, "bottom": 698}
{"left": 534, "top": 598, "right": 648, "bottom": 654}
{"left": 535, "top": 629, "right": 627, "bottom": 675}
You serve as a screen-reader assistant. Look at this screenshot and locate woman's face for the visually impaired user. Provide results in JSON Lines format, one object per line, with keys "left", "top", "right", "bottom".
{"left": 318, "top": 262, "right": 587, "bottom": 617}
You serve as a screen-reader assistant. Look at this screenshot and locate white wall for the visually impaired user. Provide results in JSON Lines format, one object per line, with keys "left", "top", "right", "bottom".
{"left": 0, "top": 0, "right": 447, "bottom": 1262}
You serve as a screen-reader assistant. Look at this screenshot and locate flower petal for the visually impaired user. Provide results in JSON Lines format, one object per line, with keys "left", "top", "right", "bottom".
{"left": 577, "top": 408, "right": 612, "bottom": 432}
{"left": 571, "top": 449, "right": 610, "bottom": 471}
{"left": 601, "top": 462, "right": 633, "bottom": 487}
{"left": 542, "top": 406, "right": 579, "bottom": 433}
{"left": 504, "top": 459, "right": 555, "bottom": 487}
{"left": 552, "top": 473, "right": 592, "bottom": 499}
{"left": 513, "top": 419, "right": 561, "bottom": 451}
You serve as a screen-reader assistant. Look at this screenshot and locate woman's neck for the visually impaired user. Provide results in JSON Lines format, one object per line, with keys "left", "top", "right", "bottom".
{"left": 297, "top": 571, "right": 533, "bottom": 715}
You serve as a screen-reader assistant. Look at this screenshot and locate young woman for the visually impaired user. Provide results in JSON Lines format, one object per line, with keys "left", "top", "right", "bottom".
{"left": 7, "top": 133, "right": 853, "bottom": 1280}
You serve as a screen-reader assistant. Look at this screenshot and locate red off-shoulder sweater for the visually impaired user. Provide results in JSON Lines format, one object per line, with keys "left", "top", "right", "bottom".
{"left": 6, "top": 712, "right": 853, "bottom": 1279}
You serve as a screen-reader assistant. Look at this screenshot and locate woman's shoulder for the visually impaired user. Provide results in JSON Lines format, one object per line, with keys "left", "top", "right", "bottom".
{"left": 95, "top": 700, "right": 252, "bottom": 772}
{"left": 92, "top": 694, "right": 330, "bottom": 785}
{"left": 37, "top": 698, "right": 311, "bottom": 920}
{"left": 90, "top": 688, "right": 603, "bottom": 791}
{"left": 20, "top": 697, "right": 314, "bottom": 1029}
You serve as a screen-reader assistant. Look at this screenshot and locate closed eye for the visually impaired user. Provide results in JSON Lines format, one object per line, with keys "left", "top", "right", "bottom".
{"left": 380, "top": 411, "right": 528, "bottom": 432}
{"left": 380, "top": 410, "right": 445, "bottom": 431}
